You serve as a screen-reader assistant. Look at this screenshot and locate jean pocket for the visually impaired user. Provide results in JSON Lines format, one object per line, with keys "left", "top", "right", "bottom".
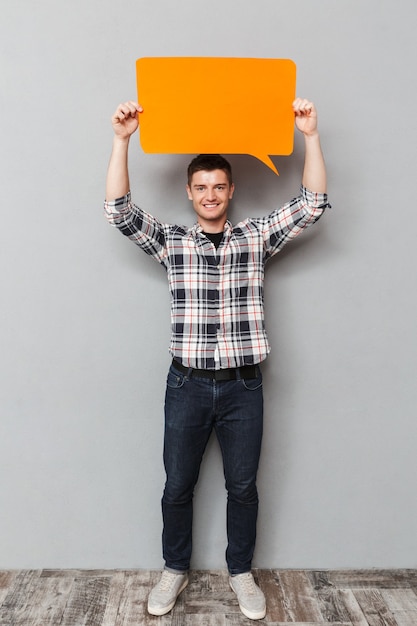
{"left": 241, "top": 372, "right": 263, "bottom": 391}
{"left": 166, "top": 366, "right": 187, "bottom": 389}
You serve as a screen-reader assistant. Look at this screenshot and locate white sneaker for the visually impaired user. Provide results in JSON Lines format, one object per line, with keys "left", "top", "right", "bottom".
{"left": 229, "top": 572, "right": 266, "bottom": 620}
{"left": 147, "top": 570, "right": 188, "bottom": 616}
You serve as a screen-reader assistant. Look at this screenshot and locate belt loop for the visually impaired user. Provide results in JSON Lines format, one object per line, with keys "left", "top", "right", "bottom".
{"left": 187, "top": 367, "right": 194, "bottom": 379}
{"left": 236, "top": 367, "right": 242, "bottom": 381}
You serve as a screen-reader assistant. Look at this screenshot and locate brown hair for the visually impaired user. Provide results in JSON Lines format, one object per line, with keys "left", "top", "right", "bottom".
{"left": 187, "top": 154, "right": 233, "bottom": 186}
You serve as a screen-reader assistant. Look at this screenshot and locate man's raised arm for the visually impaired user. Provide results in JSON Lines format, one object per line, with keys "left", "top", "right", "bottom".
{"left": 292, "top": 98, "right": 327, "bottom": 194}
{"left": 105, "top": 101, "right": 143, "bottom": 201}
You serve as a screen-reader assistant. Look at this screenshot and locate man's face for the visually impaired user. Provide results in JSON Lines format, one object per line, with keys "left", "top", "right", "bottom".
{"left": 186, "top": 169, "right": 235, "bottom": 232}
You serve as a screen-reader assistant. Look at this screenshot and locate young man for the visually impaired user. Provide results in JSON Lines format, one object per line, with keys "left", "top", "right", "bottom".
{"left": 105, "top": 98, "right": 329, "bottom": 620}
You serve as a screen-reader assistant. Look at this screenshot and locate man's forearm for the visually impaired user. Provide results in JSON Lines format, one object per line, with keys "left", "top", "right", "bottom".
{"left": 302, "top": 132, "right": 327, "bottom": 194}
{"left": 105, "top": 136, "right": 131, "bottom": 201}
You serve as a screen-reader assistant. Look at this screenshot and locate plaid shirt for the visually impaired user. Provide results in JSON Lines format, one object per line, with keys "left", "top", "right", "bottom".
{"left": 104, "top": 186, "right": 329, "bottom": 369}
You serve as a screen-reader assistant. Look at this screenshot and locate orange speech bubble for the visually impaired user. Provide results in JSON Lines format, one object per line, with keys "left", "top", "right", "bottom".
{"left": 136, "top": 57, "right": 296, "bottom": 175}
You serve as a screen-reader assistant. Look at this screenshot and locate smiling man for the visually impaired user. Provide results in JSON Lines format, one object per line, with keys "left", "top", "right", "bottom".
{"left": 104, "top": 98, "right": 330, "bottom": 620}
{"left": 186, "top": 163, "right": 234, "bottom": 232}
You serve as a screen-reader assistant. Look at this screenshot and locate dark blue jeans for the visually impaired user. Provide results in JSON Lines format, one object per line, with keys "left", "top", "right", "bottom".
{"left": 162, "top": 362, "right": 263, "bottom": 575}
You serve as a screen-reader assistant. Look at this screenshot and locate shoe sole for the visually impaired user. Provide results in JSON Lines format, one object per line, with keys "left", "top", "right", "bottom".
{"left": 239, "top": 605, "right": 267, "bottom": 620}
{"left": 147, "top": 577, "right": 189, "bottom": 616}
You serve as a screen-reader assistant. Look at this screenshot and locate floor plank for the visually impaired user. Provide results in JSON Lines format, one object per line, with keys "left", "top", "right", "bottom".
{"left": 16, "top": 574, "right": 73, "bottom": 626}
{"left": 380, "top": 589, "right": 417, "bottom": 626}
{"left": 353, "top": 588, "right": 398, "bottom": 626}
{"left": 324, "top": 570, "right": 417, "bottom": 589}
{"left": 0, "top": 570, "right": 42, "bottom": 625}
{"left": 0, "top": 571, "right": 19, "bottom": 608}
{"left": 101, "top": 572, "right": 126, "bottom": 626}
{"left": 278, "top": 570, "right": 324, "bottom": 622}
{"left": 113, "top": 571, "right": 151, "bottom": 626}
{"left": 59, "top": 576, "right": 111, "bottom": 626}
{"left": 257, "top": 569, "right": 287, "bottom": 622}
{"left": 337, "top": 589, "right": 370, "bottom": 626}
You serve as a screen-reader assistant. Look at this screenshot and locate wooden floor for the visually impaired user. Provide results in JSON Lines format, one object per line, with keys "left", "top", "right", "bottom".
{"left": 1, "top": 569, "right": 417, "bottom": 625}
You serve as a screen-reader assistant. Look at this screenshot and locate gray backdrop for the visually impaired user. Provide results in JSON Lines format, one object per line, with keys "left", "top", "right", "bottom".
{"left": 1, "top": 0, "right": 416, "bottom": 569}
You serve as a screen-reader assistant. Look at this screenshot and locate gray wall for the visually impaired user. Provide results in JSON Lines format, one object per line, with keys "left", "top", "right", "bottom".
{"left": 1, "top": 0, "right": 416, "bottom": 569}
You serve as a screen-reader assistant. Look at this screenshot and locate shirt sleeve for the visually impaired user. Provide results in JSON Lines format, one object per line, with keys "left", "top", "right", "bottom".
{"left": 104, "top": 192, "right": 168, "bottom": 265}
{"left": 254, "top": 185, "right": 330, "bottom": 259}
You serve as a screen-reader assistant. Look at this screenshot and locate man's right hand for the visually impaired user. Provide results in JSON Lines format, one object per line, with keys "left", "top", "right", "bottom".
{"left": 111, "top": 101, "right": 143, "bottom": 140}
{"left": 106, "top": 101, "right": 143, "bottom": 200}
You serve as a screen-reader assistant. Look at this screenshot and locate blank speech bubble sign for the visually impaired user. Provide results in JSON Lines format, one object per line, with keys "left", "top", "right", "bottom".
{"left": 136, "top": 57, "right": 296, "bottom": 175}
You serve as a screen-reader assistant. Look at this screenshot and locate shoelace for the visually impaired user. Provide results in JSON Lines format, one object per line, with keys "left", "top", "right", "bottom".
{"left": 238, "top": 573, "right": 257, "bottom": 595}
{"left": 158, "top": 571, "right": 180, "bottom": 591}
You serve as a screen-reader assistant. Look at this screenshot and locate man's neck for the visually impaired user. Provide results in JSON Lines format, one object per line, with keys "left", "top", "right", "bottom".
{"left": 198, "top": 218, "right": 227, "bottom": 233}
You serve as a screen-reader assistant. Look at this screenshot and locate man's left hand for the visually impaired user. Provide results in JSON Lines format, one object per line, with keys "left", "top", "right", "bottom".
{"left": 293, "top": 98, "right": 318, "bottom": 136}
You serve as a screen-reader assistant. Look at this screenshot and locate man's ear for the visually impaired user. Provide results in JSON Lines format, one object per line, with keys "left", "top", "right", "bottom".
{"left": 229, "top": 183, "right": 235, "bottom": 199}
{"left": 186, "top": 184, "right": 193, "bottom": 200}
